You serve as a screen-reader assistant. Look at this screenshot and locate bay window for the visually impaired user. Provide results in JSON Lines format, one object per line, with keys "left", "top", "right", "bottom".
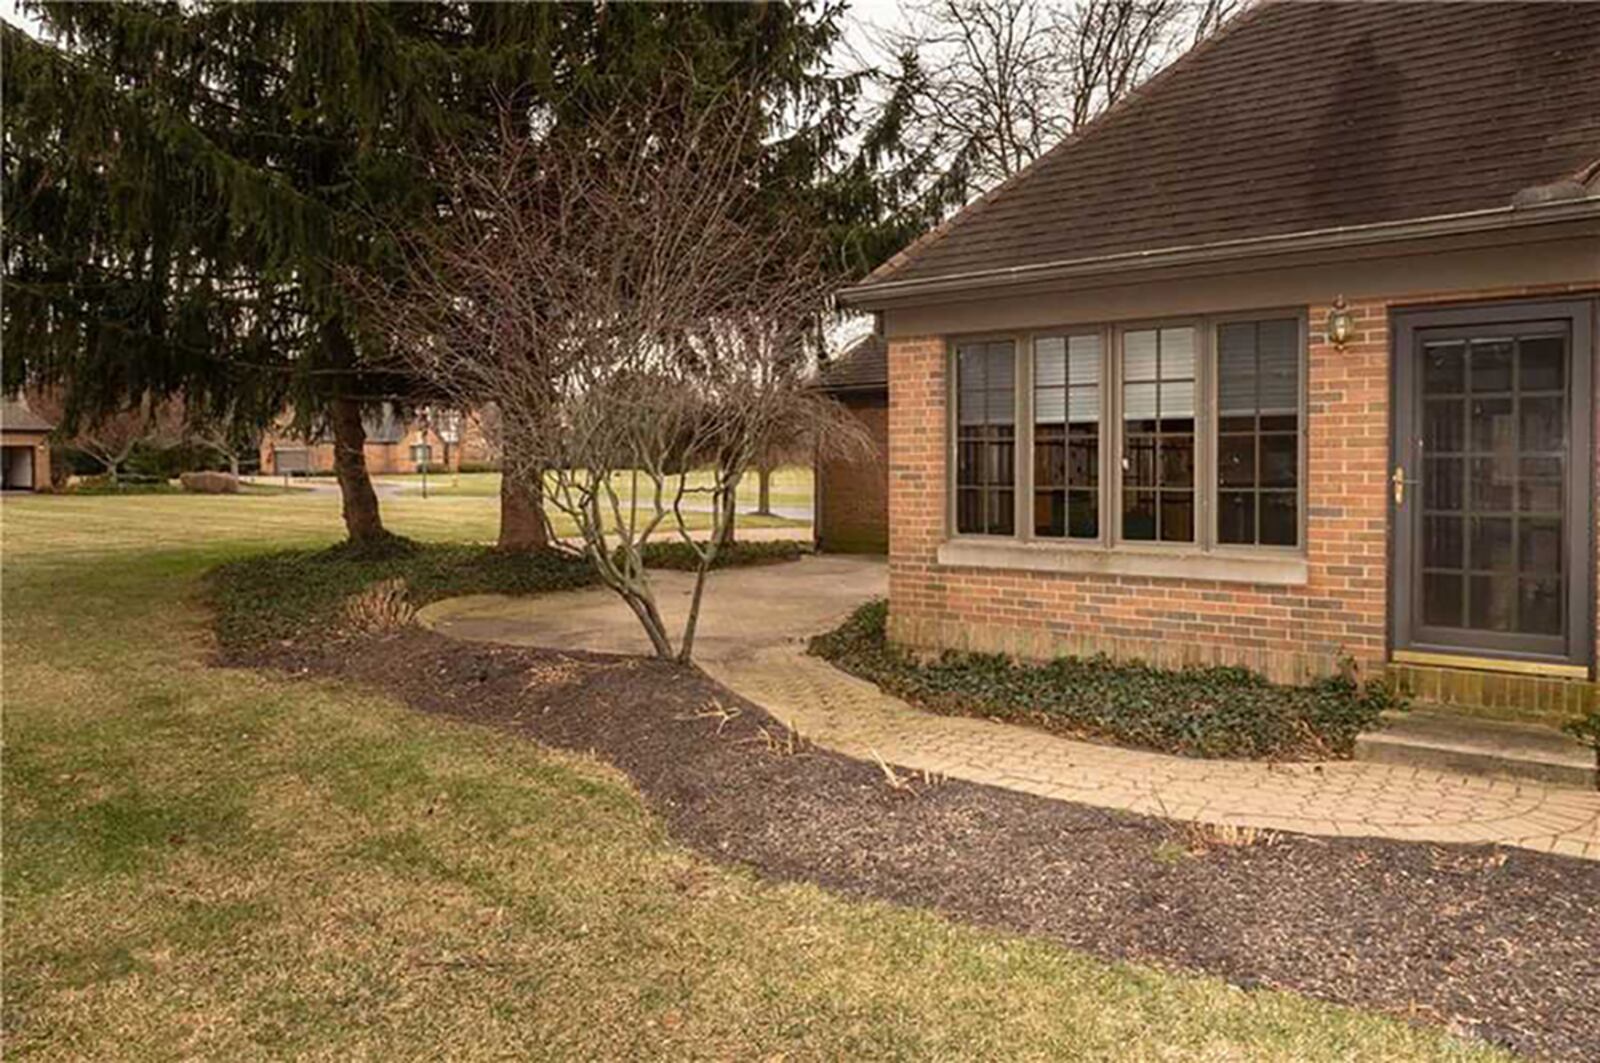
{"left": 950, "top": 313, "right": 1304, "bottom": 555}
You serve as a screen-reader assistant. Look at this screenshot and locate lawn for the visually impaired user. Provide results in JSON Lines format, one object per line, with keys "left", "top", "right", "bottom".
{"left": 1, "top": 491, "right": 1501, "bottom": 1060}
{"left": 361, "top": 464, "right": 815, "bottom": 513}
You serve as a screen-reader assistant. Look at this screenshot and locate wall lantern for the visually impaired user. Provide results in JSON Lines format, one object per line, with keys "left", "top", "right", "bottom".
{"left": 1326, "top": 295, "right": 1354, "bottom": 349}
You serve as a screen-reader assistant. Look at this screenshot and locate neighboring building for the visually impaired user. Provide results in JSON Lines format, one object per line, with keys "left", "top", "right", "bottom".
{"left": 838, "top": 1, "right": 1600, "bottom": 716}
{"left": 1, "top": 398, "right": 54, "bottom": 491}
{"left": 260, "top": 405, "right": 493, "bottom": 476}
{"left": 814, "top": 333, "right": 889, "bottom": 553}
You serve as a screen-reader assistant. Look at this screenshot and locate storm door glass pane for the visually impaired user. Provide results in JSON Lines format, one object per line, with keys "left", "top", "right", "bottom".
{"left": 1419, "top": 333, "right": 1569, "bottom": 637}
{"left": 1035, "top": 334, "right": 1101, "bottom": 539}
{"left": 956, "top": 340, "right": 1016, "bottom": 535}
{"left": 1216, "top": 319, "right": 1300, "bottom": 545}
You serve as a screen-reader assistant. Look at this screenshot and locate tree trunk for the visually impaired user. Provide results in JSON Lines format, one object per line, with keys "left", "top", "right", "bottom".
{"left": 228, "top": 453, "right": 240, "bottom": 478}
{"left": 756, "top": 465, "right": 773, "bottom": 516}
{"left": 330, "top": 393, "right": 386, "bottom": 543}
{"left": 498, "top": 468, "right": 549, "bottom": 551}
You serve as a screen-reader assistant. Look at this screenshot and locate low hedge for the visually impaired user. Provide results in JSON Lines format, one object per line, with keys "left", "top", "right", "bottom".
{"left": 208, "top": 538, "right": 807, "bottom": 654}
{"left": 808, "top": 600, "right": 1401, "bottom": 761}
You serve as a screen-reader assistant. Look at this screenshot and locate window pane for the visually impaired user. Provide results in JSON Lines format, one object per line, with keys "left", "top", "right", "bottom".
{"left": 1035, "top": 337, "right": 1067, "bottom": 386}
{"left": 1519, "top": 517, "right": 1562, "bottom": 574}
{"left": 1423, "top": 342, "right": 1466, "bottom": 393}
{"left": 1468, "top": 516, "right": 1513, "bottom": 571}
{"left": 1035, "top": 437, "right": 1065, "bottom": 487}
{"left": 988, "top": 490, "right": 1015, "bottom": 535}
{"left": 1260, "top": 492, "right": 1297, "bottom": 546}
{"left": 1068, "top": 489, "right": 1099, "bottom": 539}
{"left": 1158, "top": 436, "right": 1194, "bottom": 488}
{"left": 1424, "top": 399, "right": 1465, "bottom": 452}
{"left": 957, "top": 488, "right": 983, "bottom": 533}
{"left": 1469, "top": 339, "right": 1513, "bottom": 392}
{"left": 1468, "top": 574, "right": 1516, "bottom": 631}
{"left": 1124, "top": 382, "right": 1158, "bottom": 423}
{"left": 1210, "top": 318, "right": 1300, "bottom": 547}
{"left": 1124, "top": 330, "right": 1158, "bottom": 380}
{"left": 1423, "top": 515, "right": 1464, "bottom": 569}
{"left": 1068, "top": 335, "right": 1101, "bottom": 386}
{"left": 1219, "top": 491, "right": 1254, "bottom": 544}
{"left": 1159, "top": 327, "right": 1196, "bottom": 379}
{"left": 1519, "top": 578, "right": 1562, "bottom": 635}
{"left": 1159, "top": 379, "right": 1195, "bottom": 420}
{"left": 1124, "top": 435, "right": 1157, "bottom": 487}
{"left": 955, "top": 341, "right": 1017, "bottom": 536}
{"left": 1067, "top": 387, "right": 1098, "bottom": 425}
{"left": 1423, "top": 572, "right": 1465, "bottom": 626}
{"left": 1519, "top": 336, "right": 1563, "bottom": 391}
{"left": 1068, "top": 436, "right": 1098, "bottom": 487}
{"left": 1124, "top": 489, "right": 1156, "bottom": 540}
{"left": 1159, "top": 491, "right": 1194, "bottom": 542}
{"left": 1035, "top": 490, "right": 1065, "bottom": 537}
{"left": 1260, "top": 433, "right": 1297, "bottom": 487}
{"left": 1218, "top": 434, "right": 1256, "bottom": 487}
{"left": 1518, "top": 456, "right": 1562, "bottom": 513}
{"left": 1035, "top": 386, "right": 1066, "bottom": 423}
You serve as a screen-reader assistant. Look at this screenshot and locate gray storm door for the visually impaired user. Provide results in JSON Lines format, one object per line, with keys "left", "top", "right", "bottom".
{"left": 1392, "top": 300, "right": 1594, "bottom": 668}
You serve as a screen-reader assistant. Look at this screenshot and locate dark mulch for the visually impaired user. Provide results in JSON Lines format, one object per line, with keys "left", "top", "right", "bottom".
{"left": 242, "top": 631, "right": 1600, "bottom": 1060}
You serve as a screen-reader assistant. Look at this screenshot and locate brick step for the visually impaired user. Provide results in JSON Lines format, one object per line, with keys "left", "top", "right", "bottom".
{"left": 1355, "top": 709, "right": 1596, "bottom": 789}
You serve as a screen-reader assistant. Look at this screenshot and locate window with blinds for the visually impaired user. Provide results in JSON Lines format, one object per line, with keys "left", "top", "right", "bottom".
{"left": 1121, "top": 327, "right": 1196, "bottom": 542}
{"left": 1033, "top": 334, "right": 1101, "bottom": 538}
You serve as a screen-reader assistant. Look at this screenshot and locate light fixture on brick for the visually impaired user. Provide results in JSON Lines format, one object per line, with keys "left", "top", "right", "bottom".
{"left": 1326, "top": 295, "right": 1354, "bottom": 348}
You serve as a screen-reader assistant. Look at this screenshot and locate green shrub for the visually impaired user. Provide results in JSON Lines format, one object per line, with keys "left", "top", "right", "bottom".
{"left": 636, "top": 539, "right": 806, "bottom": 571}
{"left": 808, "top": 600, "right": 1402, "bottom": 761}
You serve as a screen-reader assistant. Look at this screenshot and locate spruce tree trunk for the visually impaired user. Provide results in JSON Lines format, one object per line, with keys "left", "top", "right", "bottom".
{"left": 498, "top": 468, "right": 549, "bottom": 551}
{"left": 330, "top": 394, "right": 386, "bottom": 543}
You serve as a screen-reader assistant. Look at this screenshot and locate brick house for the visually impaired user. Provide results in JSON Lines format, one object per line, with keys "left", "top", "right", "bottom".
{"left": 815, "top": 333, "right": 889, "bottom": 553}
{"left": 837, "top": 1, "right": 1600, "bottom": 717}
{"left": 260, "top": 405, "right": 493, "bottom": 476}
{"left": 1, "top": 398, "right": 54, "bottom": 491}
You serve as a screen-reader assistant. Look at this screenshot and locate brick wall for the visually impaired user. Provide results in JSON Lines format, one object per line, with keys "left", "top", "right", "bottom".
{"left": 817, "top": 394, "right": 890, "bottom": 553}
{"left": 886, "top": 286, "right": 1599, "bottom": 685}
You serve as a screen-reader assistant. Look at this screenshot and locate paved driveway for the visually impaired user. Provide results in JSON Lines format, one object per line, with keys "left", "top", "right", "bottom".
{"left": 418, "top": 554, "right": 885, "bottom": 663}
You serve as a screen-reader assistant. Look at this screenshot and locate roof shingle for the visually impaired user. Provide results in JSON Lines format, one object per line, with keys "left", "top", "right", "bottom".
{"left": 866, "top": 1, "right": 1600, "bottom": 288}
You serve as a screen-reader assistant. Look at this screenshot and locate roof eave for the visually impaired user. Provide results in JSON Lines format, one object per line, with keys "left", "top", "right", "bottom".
{"left": 838, "top": 197, "right": 1600, "bottom": 309}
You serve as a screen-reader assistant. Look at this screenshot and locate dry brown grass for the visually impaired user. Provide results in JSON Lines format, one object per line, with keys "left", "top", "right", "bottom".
{"left": 1, "top": 495, "right": 1508, "bottom": 1062}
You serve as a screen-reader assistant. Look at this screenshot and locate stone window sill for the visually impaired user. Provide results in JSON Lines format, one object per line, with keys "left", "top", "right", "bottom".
{"left": 936, "top": 538, "right": 1309, "bottom": 587}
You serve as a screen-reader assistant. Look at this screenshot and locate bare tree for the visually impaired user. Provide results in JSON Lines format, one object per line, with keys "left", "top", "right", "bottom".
{"left": 185, "top": 401, "right": 252, "bottom": 477}
{"left": 31, "top": 389, "right": 184, "bottom": 483}
{"left": 357, "top": 91, "right": 867, "bottom": 663}
{"left": 871, "top": 0, "right": 1242, "bottom": 199}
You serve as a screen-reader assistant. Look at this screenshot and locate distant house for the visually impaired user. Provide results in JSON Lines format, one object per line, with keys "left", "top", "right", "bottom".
{"left": 837, "top": 1, "right": 1600, "bottom": 716}
{"left": 259, "top": 404, "right": 493, "bottom": 476}
{"left": 1, "top": 398, "right": 54, "bottom": 491}
{"left": 814, "top": 333, "right": 889, "bottom": 553}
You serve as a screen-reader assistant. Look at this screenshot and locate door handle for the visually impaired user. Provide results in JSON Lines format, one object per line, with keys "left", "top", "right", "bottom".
{"left": 1391, "top": 464, "right": 1419, "bottom": 506}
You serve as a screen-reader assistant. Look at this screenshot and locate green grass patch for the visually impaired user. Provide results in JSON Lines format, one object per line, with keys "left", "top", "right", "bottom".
{"left": 809, "top": 600, "right": 1402, "bottom": 760}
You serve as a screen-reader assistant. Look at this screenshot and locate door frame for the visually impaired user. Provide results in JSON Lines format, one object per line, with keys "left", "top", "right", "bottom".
{"left": 1388, "top": 296, "right": 1596, "bottom": 675}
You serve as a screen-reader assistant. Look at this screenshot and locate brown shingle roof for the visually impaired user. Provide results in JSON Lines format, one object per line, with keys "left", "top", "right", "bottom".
{"left": 816, "top": 333, "right": 887, "bottom": 392}
{"left": 1, "top": 400, "right": 54, "bottom": 433}
{"left": 862, "top": 1, "right": 1600, "bottom": 290}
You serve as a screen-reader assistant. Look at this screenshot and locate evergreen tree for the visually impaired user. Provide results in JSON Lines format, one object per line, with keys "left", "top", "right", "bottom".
{"left": 3, "top": 2, "right": 911, "bottom": 544}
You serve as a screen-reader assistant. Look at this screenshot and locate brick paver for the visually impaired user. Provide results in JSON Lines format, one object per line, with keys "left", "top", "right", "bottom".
{"left": 704, "top": 644, "right": 1600, "bottom": 861}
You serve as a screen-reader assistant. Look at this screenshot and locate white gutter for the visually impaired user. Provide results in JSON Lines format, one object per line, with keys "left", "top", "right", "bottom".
{"left": 838, "top": 196, "right": 1600, "bottom": 308}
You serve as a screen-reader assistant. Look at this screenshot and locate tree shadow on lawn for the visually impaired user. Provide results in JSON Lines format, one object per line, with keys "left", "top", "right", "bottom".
{"left": 227, "top": 628, "right": 1599, "bottom": 1061}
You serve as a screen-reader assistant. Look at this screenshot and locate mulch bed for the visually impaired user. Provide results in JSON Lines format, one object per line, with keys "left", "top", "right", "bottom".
{"left": 236, "top": 631, "right": 1600, "bottom": 1060}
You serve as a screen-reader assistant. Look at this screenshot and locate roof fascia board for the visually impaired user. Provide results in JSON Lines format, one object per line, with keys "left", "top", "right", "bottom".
{"left": 840, "top": 198, "right": 1600, "bottom": 309}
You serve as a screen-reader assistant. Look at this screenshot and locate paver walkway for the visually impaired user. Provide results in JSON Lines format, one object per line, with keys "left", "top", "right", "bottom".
{"left": 420, "top": 556, "right": 1600, "bottom": 861}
